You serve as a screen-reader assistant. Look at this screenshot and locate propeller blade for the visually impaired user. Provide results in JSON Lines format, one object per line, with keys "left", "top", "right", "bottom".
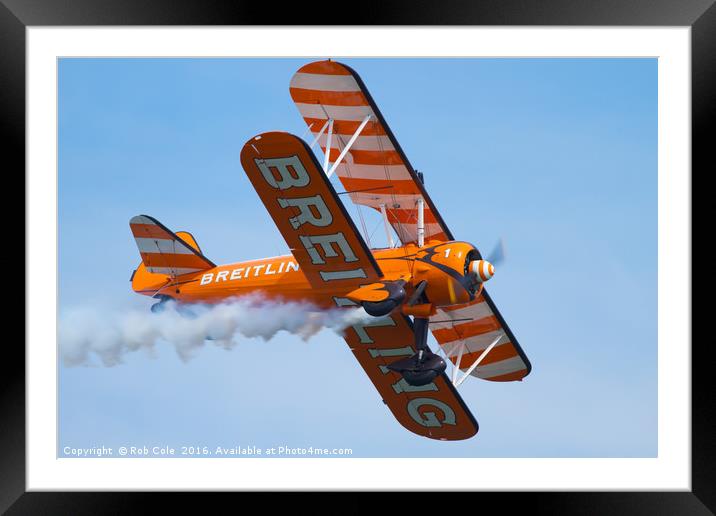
{"left": 487, "top": 238, "right": 506, "bottom": 266}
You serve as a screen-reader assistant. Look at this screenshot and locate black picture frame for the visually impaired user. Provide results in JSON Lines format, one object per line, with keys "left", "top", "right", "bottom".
{"left": 5, "top": 0, "right": 709, "bottom": 512}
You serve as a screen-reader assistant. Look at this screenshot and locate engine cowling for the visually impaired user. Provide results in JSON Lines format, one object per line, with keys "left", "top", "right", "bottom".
{"left": 409, "top": 242, "right": 479, "bottom": 307}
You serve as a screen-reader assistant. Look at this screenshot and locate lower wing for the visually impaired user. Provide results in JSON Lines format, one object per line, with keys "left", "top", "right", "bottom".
{"left": 240, "top": 131, "right": 383, "bottom": 290}
{"left": 430, "top": 289, "right": 532, "bottom": 382}
{"left": 336, "top": 297, "right": 478, "bottom": 440}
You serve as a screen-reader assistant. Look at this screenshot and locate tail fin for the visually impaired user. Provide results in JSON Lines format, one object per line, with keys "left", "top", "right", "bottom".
{"left": 129, "top": 215, "right": 215, "bottom": 276}
{"left": 175, "top": 231, "right": 203, "bottom": 254}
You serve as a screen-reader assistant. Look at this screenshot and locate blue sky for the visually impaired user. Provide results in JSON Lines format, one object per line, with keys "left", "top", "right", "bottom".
{"left": 58, "top": 58, "right": 657, "bottom": 457}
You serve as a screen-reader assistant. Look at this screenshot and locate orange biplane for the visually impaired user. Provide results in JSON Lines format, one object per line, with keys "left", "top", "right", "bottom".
{"left": 129, "top": 60, "right": 531, "bottom": 441}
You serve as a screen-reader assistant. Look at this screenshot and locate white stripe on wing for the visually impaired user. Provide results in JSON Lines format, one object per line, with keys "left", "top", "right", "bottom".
{"left": 290, "top": 73, "right": 360, "bottom": 92}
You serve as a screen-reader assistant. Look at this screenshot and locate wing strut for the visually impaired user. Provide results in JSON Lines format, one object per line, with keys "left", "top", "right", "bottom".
{"left": 326, "top": 114, "right": 371, "bottom": 178}
{"left": 453, "top": 334, "right": 503, "bottom": 387}
{"left": 379, "top": 203, "right": 395, "bottom": 248}
{"left": 417, "top": 197, "right": 425, "bottom": 247}
{"left": 452, "top": 343, "right": 465, "bottom": 385}
{"left": 323, "top": 118, "right": 334, "bottom": 172}
{"left": 309, "top": 118, "right": 331, "bottom": 150}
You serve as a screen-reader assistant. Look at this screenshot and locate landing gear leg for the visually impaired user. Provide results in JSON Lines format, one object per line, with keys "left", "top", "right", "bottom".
{"left": 414, "top": 317, "right": 429, "bottom": 360}
{"left": 387, "top": 317, "right": 447, "bottom": 386}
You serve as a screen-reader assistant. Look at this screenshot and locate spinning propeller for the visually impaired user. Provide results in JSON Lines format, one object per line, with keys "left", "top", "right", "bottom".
{"left": 466, "top": 238, "right": 505, "bottom": 283}
{"left": 486, "top": 238, "right": 506, "bottom": 267}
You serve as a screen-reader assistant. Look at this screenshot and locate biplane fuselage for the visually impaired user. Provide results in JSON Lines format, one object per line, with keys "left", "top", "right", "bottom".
{"left": 129, "top": 58, "right": 530, "bottom": 441}
{"left": 132, "top": 240, "right": 479, "bottom": 310}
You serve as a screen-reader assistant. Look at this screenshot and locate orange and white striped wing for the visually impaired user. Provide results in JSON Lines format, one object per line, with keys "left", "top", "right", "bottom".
{"left": 289, "top": 60, "right": 453, "bottom": 245}
{"left": 129, "top": 215, "right": 215, "bottom": 276}
{"left": 430, "top": 289, "right": 531, "bottom": 382}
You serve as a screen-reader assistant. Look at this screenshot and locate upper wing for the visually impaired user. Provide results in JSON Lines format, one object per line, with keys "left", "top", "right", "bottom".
{"left": 335, "top": 298, "right": 478, "bottom": 440}
{"left": 240, "top": 131, "right": 383, "bottom": 289}
{"left": 430, "top": 289, "right": 532, "bottom": 382}
{"left": 289, "top": 60, "right": 452, "bottom": 245}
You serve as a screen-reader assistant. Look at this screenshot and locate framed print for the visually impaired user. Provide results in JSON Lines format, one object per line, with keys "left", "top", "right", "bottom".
{"left": 6, "top": 0, "right": 710, "bottom": 512}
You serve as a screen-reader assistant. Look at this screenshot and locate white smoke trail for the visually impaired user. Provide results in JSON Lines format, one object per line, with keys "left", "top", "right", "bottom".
{"left": 59, "top": 294, "right": 376, "bottom": 367}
